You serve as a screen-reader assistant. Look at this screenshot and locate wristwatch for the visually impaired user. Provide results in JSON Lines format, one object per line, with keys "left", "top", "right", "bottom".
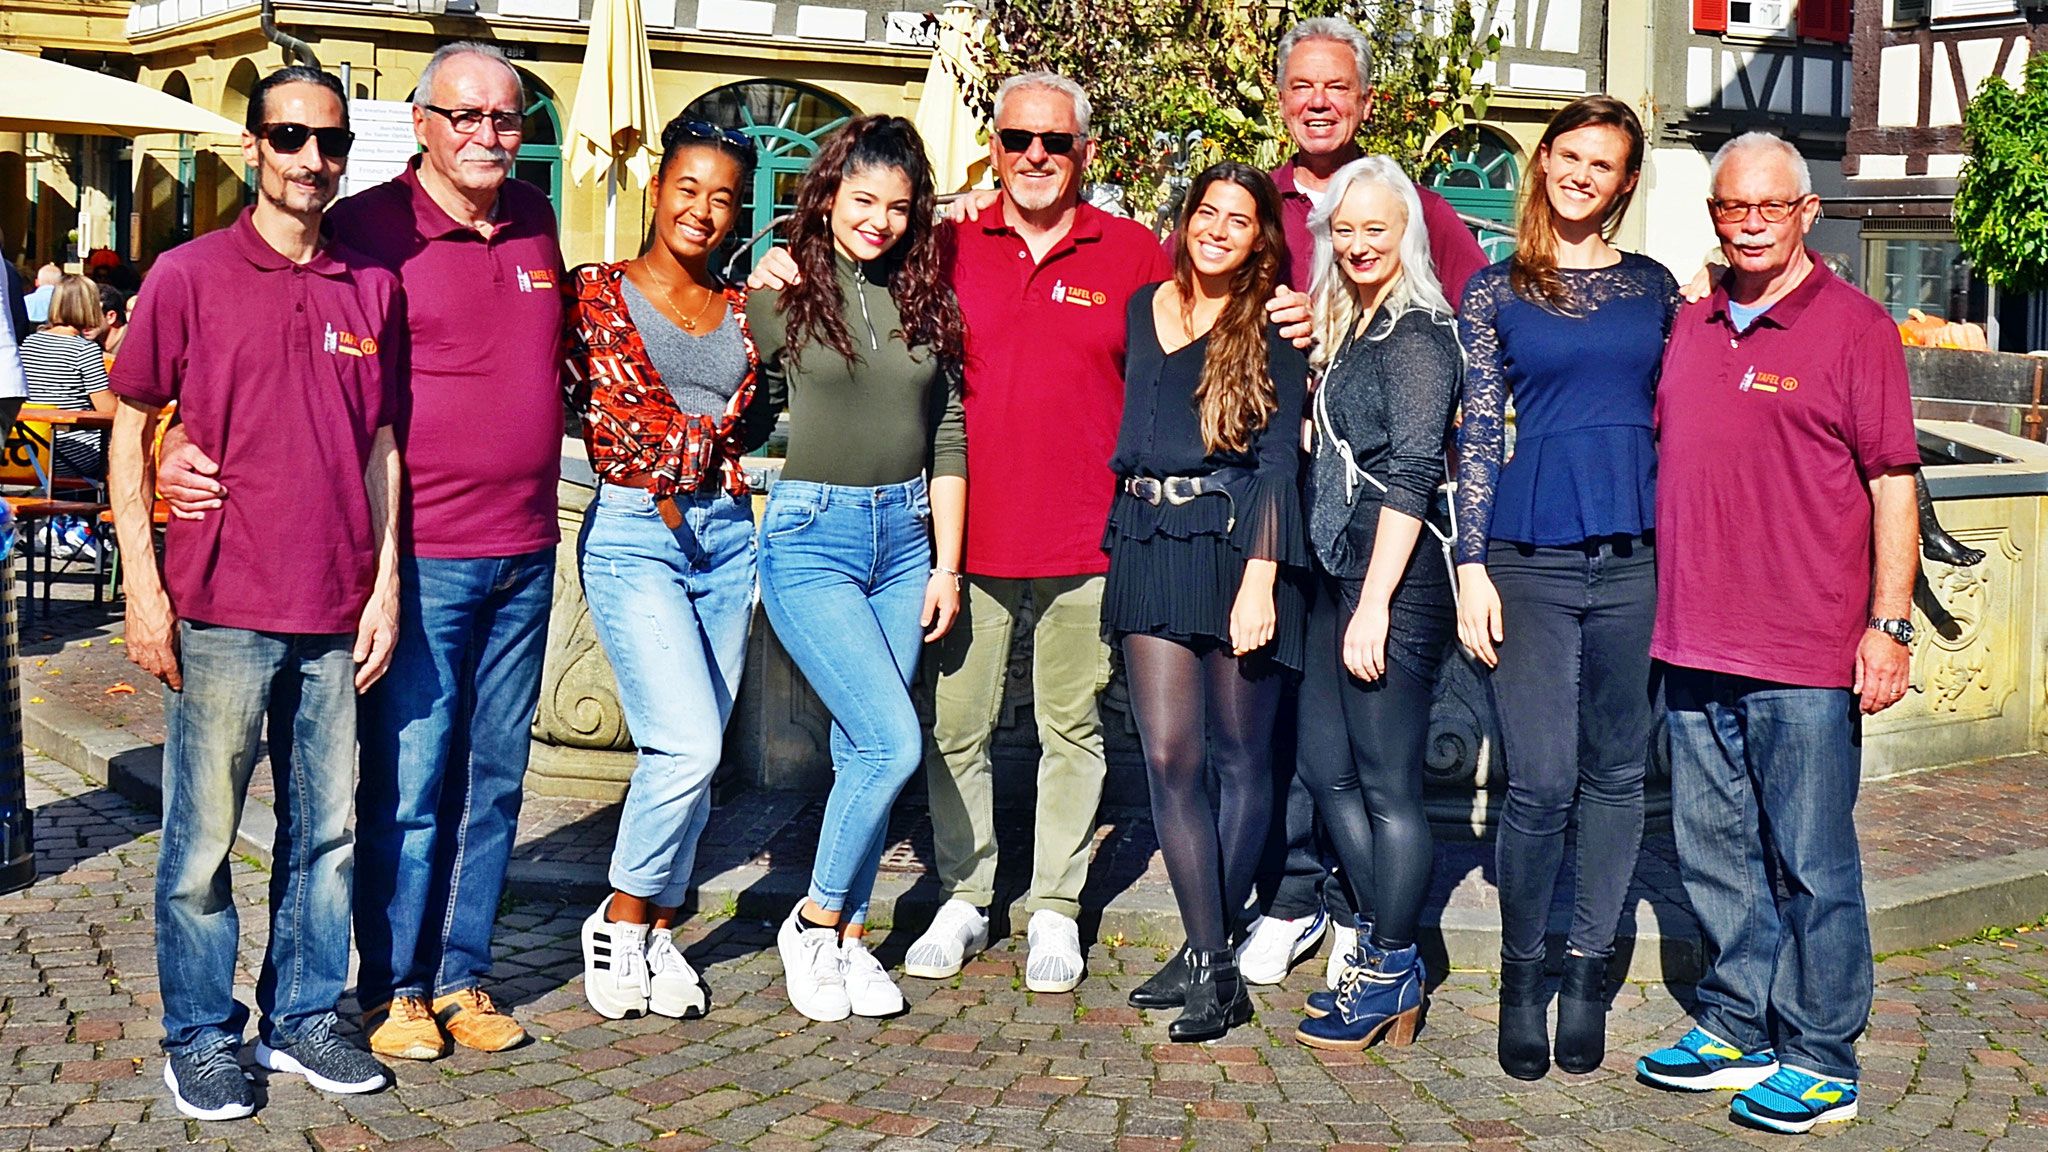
{"left": 1870, "top": 617, "right": 1915, "bottom": 646}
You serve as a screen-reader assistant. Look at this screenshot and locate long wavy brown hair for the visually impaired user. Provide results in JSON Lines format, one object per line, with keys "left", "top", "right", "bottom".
{"left": 777, "top": 115, "right": 964, "bottom": 367}
{"left": 1173, "top": 162, "right": 1288, "bottom": 456}
{"left": 1510, "top": 95, "right": 1645, "bottom": 313}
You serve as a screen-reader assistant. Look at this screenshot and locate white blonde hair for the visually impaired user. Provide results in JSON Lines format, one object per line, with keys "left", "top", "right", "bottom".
{"left": 1307, "top": 155, "right": 1453, "bottom": 368}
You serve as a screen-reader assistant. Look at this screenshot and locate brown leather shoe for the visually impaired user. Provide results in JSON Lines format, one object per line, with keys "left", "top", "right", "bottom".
{"left": 433, "top": 987, "right": 527, "bottom": 1052}
{"left": 365, "top": 995, "right": 449, "bottom": 1061}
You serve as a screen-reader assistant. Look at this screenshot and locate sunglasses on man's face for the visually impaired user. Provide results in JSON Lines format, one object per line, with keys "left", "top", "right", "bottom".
{"left": 256, "top": 122, "right": 355, "bottom": 160}
{"left": 996, "top": 128, "right": 1080, "bottom": 156}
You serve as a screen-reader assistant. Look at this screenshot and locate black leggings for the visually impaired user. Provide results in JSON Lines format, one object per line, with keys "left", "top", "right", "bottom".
{"left": 1294, "top": 580, "right": 1440, "bottom": 951}
{"left": 1123, "top": 634, "right": 1282, "bottom": 953}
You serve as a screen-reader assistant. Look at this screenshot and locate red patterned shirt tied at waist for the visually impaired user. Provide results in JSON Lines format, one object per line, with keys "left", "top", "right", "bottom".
{"left": 563, "top": 262, "right": 759, "bottom": 499}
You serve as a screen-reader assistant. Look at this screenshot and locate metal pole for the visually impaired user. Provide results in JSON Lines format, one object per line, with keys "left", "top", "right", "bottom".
{"left": 605, "top": 164, "right": 617, "bottom": 263}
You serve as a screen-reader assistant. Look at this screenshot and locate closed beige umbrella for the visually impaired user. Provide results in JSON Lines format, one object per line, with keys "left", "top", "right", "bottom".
{"left": 0, "top": 51, "right": 242, "bottom": 137}
{"left": 566, "top": 0, "right": 662, "bottom": 263}
{"left": 913, "top": 0, "right": 989, "bottom": 195}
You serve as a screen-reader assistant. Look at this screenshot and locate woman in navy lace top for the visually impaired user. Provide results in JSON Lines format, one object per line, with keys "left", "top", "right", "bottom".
{"left": 1451, "top": 96, "right": 1680, "bottom": 1081}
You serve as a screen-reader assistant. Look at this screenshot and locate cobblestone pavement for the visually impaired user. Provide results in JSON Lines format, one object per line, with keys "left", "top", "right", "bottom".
{"left": 6, "top": 755, "right": 2045, "bottom": 1151}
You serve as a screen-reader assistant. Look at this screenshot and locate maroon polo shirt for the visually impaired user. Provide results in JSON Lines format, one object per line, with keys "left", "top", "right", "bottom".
{"left": 326, "top": 158, "right": 566, "bottom": 560}
{"left": 947, "top": 204, "right": 1173, "bottom": 578}
{"left": 1651, "top": 258, "right": 1920, "bottom": 688}
{"left": 1270, "top": 159, "right": 1488, "bottom": 306}
{"left": 112, "top": 209, "right": 403, "bottom": 635}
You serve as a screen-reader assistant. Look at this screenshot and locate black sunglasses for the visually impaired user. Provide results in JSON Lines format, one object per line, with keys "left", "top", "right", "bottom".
{"left": 671, "top": 119, "right": 759, "bottom": 164}
{"left": 996, "top": 128, "right": 1081, "bottom": 156}
{"left": 256, "top": 122, "right": 355, "bottom": 160}
{"left": 422, "top": 105, "right": 526, "bottom": 135}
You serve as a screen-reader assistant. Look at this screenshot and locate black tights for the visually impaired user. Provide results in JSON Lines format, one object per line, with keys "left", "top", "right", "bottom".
{"left": 1123, "top": 634, "right": 1282, "bottom": 953}
{"left": 1294, "top": 581, "right": 1438, "bottom": 950}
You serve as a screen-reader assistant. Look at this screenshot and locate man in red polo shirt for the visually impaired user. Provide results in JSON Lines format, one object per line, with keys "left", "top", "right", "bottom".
{"left": 158, "top": 41, "right": 565, "bottom": 1060}
{"left": 1633, "top": 133, "right": 1917, "bottom": 1136}
{"left": 110, "top": 66, "right": 400, "bottom": 1121}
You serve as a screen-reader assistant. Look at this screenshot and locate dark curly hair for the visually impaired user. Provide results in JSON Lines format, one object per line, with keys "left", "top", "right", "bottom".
{"left": 777, "top": 115, "right": 964, "bottom": 366}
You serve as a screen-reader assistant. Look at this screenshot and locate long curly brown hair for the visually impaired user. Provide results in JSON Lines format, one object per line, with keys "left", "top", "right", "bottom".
{"left": 777, "top": 115, "right": 964, "bottom": 368}
{"left": 1510, "top": 95, "right": 1645, "bottom": 313}
{"left": 1173, "top": 162, "right": 1288, "bottom": 456}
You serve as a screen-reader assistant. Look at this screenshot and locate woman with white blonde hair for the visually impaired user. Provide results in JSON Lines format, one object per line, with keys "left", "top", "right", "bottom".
{"left": 1289, "top": 155, "right": 1461, "bottom": 1052}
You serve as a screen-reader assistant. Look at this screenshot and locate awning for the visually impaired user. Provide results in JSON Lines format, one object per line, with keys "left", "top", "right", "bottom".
{"left": 0, "top": 50, "right": 243, "bottom": 138}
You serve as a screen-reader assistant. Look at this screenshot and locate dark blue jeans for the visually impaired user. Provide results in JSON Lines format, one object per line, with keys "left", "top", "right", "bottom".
{"left": 157, "top": 623, "right": 357, "bottom": 1056}
{"left": 1665, "top": 664, "right": 1871, "bottom": 1082}
{"left": 354, "top": 548, "right": 554, "bottom": 1008}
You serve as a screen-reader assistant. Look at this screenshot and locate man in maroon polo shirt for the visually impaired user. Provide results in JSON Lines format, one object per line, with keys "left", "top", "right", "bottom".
{"left": 1633, "top": 133, "right": 1917, "bottom": 1135}
{"left": 110, "top": 66, "right": 400, "bottom": 1121}
{"left": 158, "top": 41, "right": 565, "bottom": 1061}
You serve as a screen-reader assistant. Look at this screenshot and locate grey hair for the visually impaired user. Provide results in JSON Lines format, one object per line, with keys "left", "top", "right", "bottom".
{"left": 1277, "top": 17, "right": 1374, "bottom": 95}
{"left": 992, "top": 71, "right": 1092, "bottom": 136}
{"left": 414, "top": 40, "right": 525, "bottom": 109}
{"left": 1306, "top": 155, "right": 1453, "bottom": 369}
{"left": 1708, "top": 131, "right": 1813, "bottom": 198}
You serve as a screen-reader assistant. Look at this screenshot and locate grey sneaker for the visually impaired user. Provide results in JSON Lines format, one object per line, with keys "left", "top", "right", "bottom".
{"left": 163, "top": 1044, "right": 254, "bottom": 1121}
{"left": 255, "top": 1017, "right": 388, "bottom": 1094}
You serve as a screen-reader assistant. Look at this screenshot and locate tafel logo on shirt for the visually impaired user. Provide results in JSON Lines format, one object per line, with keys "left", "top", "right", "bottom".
{"left": 1050, "top": 280, "right": 1107, "bottom": 307}
{"left": 517, "top": 268, "right": 556, "bottom": 292}
{"left": 1737, "top": 364, "right": 1799, "bottom": 394}
{"left": 323, "top": 323, "right": 378, "bottom": 358}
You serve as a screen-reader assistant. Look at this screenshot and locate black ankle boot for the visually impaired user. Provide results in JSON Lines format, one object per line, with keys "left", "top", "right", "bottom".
{"left": 1497, "top": 958, "right": 1551, "bottom": 1081}
{"left": 1554, "top": 952, "right": 1609, "bottom": 1074}
{"left": 1168, "top": 949, "right": 1251, "bottom": 1042}
{"left": 1129, "top": 943, "right": 1191, "bottom": 1009}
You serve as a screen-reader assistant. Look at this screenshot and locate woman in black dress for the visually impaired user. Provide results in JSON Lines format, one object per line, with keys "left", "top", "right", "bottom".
{"left": 1102, "top": 162, "right": 1308, "bottom": 1043}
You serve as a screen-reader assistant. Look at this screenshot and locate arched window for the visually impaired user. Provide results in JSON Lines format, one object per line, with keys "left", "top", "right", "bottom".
{"left": 1427, "top": 128, "right": 1520, "bottom": 263}
{"left": 682, "top": 81, "right": 855, "bottom": 272}
{"left": 515, "top": 73, "right": 563, "bottom": 209}
{"left": 161, "top": 71, "right": 195, "bottom": 245}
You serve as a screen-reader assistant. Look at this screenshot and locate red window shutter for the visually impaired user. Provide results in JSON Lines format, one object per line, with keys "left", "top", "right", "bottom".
{"left": 1695, "top": 0, "right": 1728, "bottom": 32}
{"left": 1798, "top": 0, "right": 1851, "bottom": 41}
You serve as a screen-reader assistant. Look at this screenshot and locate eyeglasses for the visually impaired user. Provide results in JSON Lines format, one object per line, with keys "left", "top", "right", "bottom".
{"left": 422, "top": 105, "right": 526, "bottom": 136}
{"left": 256, "top": 122, "right": 355, "bottom": 160}
{"left": 996, "top": 129, "right": 1081, "bottom": 156}
{"left": 1708, "top": 197, "right": 1809, "bottom": 224}
{"left": 669, "top": 120, "right": 759, "bottom": 164}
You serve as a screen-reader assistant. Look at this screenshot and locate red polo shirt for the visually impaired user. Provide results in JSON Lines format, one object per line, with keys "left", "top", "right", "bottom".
{"left": 327, "top": 158, "right": 566, "bottom": 560}
{"left": 1271, "top": 159, "right": 1488, "bottom": 306}
{"left": 1651, "top": 258, "right": 1920, "bottom": 688}
{"left": 947, "top": 205, "right": 1172, "bottom": 578}
{"left": 112, "top": 209, "right": 403, "bottom": 635}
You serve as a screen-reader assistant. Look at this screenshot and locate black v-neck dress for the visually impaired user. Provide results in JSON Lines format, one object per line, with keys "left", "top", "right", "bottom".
{"left": 1100, "top": 283, "right": 1311, "bottom": 672}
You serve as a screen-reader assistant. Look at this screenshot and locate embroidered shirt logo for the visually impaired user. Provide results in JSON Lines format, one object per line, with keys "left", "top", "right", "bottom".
{"left": 1050, "top": 280, "right": 1107, "bottom": 307}
{"left": 324, "top": 323, "right": 378, "bottom": 357}
{"left": 517, "top": 268, "right": 556, "bottom": 292}
{"left": 1738, "top": 365, "right": 1793, "bottom": 394}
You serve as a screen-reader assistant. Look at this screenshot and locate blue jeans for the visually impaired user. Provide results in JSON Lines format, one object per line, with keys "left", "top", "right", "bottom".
{"left": 157, "top": 623, "right": 357, "bottom": 1055}
{"left": 354, "top": 548, "right": 554, "bottom": 1007}
{"left": 580, "top": 485, "right": 756, "bottom": 908}
{"left": 1665, "top": 664, "right": 1871, "bottom": 1082}
{"left": 758, "top": 478, "right": 931, "bottom": 924}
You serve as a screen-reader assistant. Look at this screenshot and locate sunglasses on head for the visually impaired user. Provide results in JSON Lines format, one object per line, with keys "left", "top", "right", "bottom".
{"left": 996, "top": 128, "right": 1080, "bottom": 156}
{"left": 256, "top": 122, "right": 355, "bottom": 160}
{"left": 672, "top": 120, "right": 759, "bottom": 164}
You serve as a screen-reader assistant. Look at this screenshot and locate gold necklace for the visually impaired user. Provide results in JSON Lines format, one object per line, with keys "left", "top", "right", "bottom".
{"left": 657, "top": 276, "right": 720, "bottom": 332}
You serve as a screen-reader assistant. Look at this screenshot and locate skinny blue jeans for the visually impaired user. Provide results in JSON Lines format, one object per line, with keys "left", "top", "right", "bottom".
{"left": 581, "top": 485, "right": 757, "bottom": 909}
{"left": 758, "top": 477, "right": 931, "bottom": 925}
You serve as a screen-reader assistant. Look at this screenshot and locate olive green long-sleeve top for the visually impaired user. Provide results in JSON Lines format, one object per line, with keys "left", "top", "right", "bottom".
{"left": 745, "top": 253, "right": 966, "bottom": 487}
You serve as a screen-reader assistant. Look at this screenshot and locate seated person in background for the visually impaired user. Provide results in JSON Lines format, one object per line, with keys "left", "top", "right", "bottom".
{"left": 21, "top": 274, "right": 116, "bottom": 482}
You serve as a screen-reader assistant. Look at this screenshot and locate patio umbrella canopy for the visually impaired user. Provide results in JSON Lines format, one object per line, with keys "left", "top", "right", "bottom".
{"left": 913, "top": 0, "right": 989, "bottom": 195}
{"left": 0, "top": 50, "right": 242, "bottom": 137}
{"left": 566, "top": 0, "right": 661, "bottom": 262}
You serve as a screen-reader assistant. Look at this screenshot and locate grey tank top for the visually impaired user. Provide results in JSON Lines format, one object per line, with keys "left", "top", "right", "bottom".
{"left": 621, "top": 277, "right": 750, "bottom": 417}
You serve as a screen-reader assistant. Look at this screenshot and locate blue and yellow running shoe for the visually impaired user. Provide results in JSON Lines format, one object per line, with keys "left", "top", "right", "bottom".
{"left": 1730, "top": 1066, "right": 1858, "bottom": 1133}
{"left": 1636, "top": 1026, "right": 1779, "bottom": 1091}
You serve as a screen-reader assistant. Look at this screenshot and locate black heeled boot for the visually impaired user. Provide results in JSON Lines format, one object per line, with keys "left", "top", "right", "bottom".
{"left": 1168, "top": 949, "right": 1251, "bottom": 1042}
{"left": 1553, "top": 952, "right": 1609, "bottom": 1074}
{"left": 1497, "top": 958, "right": 1551, "bottom": 1081}
{"left": 1129, "top": 943, "right": 1191, "bottom": 1009}
{"left": 1920, "top": 470, "right": 1985, "bottom": 566}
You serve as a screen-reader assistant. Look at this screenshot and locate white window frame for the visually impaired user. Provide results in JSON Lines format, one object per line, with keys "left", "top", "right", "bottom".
{"left": 1725, "top": 0, "right": 1797, "bottom": 40}
{"left": 1929, "top": 0, "right": 2018, "bottom": 19}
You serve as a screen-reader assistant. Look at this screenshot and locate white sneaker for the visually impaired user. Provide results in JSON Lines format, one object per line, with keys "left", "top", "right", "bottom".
{"left": 1235, "top": 910, "right": 1327, "bottom": 985}
{"left": 777, "top": 903, "right": 850, "bottom": 1022}
{"left": 580, "top": 896, "right": 650, "bottom": 1019}
{"left": 645, "top": 928, "right": 709, "bottom": 1019}
{"left": 902, "top": 899, "right": 990, "bottom": 979}
{"left": 1024, "top": 909, "right": 1084, "bottom": 993}
{"left": 840, "top": 937, "right": 906, "bottom": 1017}
{"left": 1325, "top": 920, "right": 1360, "bottom": 990}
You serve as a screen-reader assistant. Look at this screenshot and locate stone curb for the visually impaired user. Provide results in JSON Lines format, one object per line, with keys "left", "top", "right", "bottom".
{"left": 22, "top": 697, "right": 2048, "bottom": 975}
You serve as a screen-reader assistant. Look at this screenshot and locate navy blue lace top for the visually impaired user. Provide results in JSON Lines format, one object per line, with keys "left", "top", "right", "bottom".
{"left": 1452, "top": 253, "right": 1681, "bottom": 563}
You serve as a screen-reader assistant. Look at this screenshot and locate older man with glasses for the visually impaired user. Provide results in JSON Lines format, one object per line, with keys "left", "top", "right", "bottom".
{"left": 158, "top": 41, "right": 567, "bottom": 1062}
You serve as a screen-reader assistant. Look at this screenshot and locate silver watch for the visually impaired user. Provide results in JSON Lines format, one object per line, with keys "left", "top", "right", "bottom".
{"left": 1869, "top": 617, "right": 1914, "bottom": 646}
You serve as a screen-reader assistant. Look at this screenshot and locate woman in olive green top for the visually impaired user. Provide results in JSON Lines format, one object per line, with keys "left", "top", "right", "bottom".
{"left": 748, "top": 116, "right": 968, "bottom": 1025}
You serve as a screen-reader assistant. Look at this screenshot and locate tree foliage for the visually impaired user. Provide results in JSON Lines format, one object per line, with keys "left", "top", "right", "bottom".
{"left": 951, "top": 0, "right": 1500, "bottom": 217}
{"left": 1955, "top": 52, "right": 2048, "bottom": 294}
